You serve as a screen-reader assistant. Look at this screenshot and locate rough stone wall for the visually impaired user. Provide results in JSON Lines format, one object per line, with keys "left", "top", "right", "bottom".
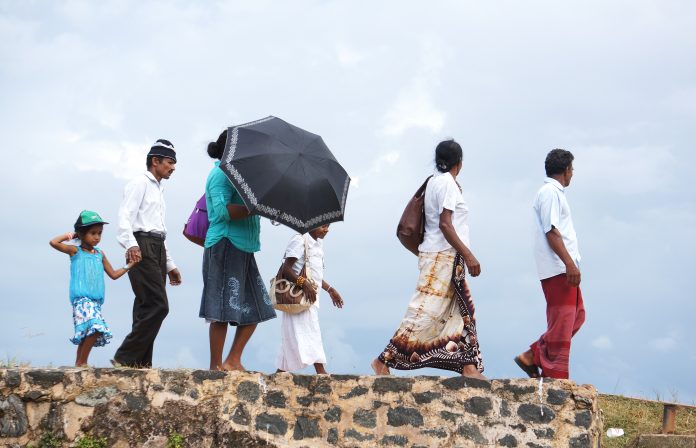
{"left": 1, "top": 368, "right": 600, "bottom": 447}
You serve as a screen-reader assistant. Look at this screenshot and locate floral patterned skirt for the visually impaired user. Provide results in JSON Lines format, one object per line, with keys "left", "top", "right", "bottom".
{"left": 70, "top": 297, "right": 112, "bottom": 346}
{"left": 200, "top": 238, "right": 277, "bottom": 326}
{"left": 378, "top": 248, "right": 484, "bottom": 373}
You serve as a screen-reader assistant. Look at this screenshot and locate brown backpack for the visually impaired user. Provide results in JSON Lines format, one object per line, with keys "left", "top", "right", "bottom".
{"left": 396, "top": 176, "right": 433, "bottom": 255}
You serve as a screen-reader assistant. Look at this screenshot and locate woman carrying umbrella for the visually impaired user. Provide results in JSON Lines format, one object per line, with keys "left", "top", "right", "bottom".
{"left": 371, "top": 139, "right": 486, "bottom": 380}
{"left": 199, "top": 130, "right": 276, "bottom": 371}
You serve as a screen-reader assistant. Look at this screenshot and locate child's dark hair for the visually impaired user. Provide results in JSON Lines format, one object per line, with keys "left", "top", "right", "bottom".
{"left": 207, "top": 130, "right": 228, "bottom": 160}
{"left": 435, "top": 139, "right": 463, "bottom": 173}
{"left": 545, "top": 149, "right": 574, "bottom": 176}
{"left": 75, "top": 223, "right": 102, "bottom": 238}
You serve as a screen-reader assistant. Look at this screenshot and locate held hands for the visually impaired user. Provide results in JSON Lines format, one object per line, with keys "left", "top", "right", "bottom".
{"left": 565, "top": 264, "right": 581, "bottom": 287}
{"left": 328, "top": 288, "right": 344, "bottom": 309}
{"left": 464, "top": 253, "right": 481, "bottom": 277}
{"left": 126, "top": 246, "right": 142, "bottom": 264}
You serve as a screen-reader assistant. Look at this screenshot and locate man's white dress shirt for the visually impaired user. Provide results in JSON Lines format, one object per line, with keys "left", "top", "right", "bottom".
{"left": 533, "top": 177, "right": 580, "bottom": 280}
{"left": 117, "top": 171, "right": 176, "bottom": 272}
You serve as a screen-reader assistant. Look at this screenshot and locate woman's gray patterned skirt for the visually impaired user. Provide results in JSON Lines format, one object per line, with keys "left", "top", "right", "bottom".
{"left": 200, "top": 238, "right": 277, "bottom": 325}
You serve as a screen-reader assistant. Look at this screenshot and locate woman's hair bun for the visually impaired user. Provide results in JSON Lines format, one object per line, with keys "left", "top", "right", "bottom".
{"left": 207, "top": 130, "right": 227, "bottom": 160}
{"left": 434, "top": 139, "right": 463, "bottom": 173}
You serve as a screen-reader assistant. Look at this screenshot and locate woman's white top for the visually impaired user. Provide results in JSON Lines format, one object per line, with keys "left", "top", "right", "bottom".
{"left": 284, "top": 233, "right": 325, "bottom": 308}
{"left": 419, "top": 172, "right": 471, "bottom": 253}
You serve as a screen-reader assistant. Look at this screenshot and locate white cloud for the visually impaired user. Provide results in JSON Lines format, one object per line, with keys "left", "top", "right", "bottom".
{"left": 649, "top": 336, "right": 678, "bottom": 352}
{"left": 33, "top": 134, "right": 150, "bottom": 180}
{"left": 322, "top": 326, "right": 361, "bottom": 373}
{"left": 336, "top": 43, "right": 367, "bottom": 67}
{"left": 2, "top": 0, "right": 696, "bottom": 403}
{"left": 92, "top": 99, "right": 124, "bottom": 130}
{"left": 371, "top": 151, "right": 400, "bottom": 173}
{"left": 381, "top": 90, "right": 445, "bottom": 136}
{"left": 380, "top": 37, "right": 446, "bottom": 136}
{"left": 592, "top": 336, "right": 613, "bottom": 350}
{"left": 576, "top": 145, "right": 676, "bottom": 195}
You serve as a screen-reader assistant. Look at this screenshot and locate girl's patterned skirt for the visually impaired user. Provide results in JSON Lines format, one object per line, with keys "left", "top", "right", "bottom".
{"left": 71, "top": 297, "right": 112, "bottom": 346}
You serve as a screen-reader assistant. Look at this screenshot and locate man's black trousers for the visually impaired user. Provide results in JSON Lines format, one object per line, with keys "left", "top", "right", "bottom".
{"left": 114, "top": 234, "right": 169, "bottom": 367}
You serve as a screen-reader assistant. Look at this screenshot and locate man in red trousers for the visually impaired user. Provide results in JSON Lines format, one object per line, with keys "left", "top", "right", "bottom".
{"left": 515, "top": 149, "right": 585, "bottom": 379}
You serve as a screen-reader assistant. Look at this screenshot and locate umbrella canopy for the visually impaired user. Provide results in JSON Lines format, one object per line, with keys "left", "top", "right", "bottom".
{"left": 219, "top": 116, "right": 351, "bottom": 234}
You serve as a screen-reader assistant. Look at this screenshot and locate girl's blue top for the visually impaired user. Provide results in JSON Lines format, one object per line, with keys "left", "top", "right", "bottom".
{"left": 69, "top": 247, "right": 105, "bottom": 304}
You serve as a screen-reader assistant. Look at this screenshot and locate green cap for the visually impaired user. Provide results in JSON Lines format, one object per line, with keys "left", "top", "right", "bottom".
{"left": 73, "top": 210, "right": 109, "bottom": 231}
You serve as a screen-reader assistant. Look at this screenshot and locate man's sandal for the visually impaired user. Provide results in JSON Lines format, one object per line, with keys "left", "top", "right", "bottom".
{"left": 514, "top": 356, "right": 540, "bottom": 378}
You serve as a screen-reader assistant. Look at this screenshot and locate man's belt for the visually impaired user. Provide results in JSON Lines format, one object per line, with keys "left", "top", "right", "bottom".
{"left": 133, "top": 231, "right": 166, "bottom": 240}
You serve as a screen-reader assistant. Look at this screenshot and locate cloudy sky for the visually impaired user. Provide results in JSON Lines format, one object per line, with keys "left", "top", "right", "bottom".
{"left": 2, "top": 1, "right": 695, "bottom": 403}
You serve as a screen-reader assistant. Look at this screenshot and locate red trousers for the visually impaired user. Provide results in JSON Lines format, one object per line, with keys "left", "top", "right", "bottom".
{"left": 530, "top": 273, "right": 585, "bottom": 379}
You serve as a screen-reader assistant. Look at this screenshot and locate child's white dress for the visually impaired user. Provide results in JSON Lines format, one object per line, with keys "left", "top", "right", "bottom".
{"left": 275, "top": 233, "right": 326, "bottom": 371}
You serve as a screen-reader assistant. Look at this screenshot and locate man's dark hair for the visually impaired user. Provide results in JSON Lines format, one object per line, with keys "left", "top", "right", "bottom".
{"left": 146, "top": 155, "right": 164, "bottom": 169}
{"left": 545, "top": 149, "right": 574, "bottom": 176}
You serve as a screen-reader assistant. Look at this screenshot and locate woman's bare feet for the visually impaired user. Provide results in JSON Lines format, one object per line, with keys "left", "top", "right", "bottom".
{"left": 462, "top": 364, "right": 488, "bottom": 381}
{"left": 221, "top": 361, "right": 245, "bottom": 371}
{"left": 371, "top": 358, "right": 391, "bottom": 375}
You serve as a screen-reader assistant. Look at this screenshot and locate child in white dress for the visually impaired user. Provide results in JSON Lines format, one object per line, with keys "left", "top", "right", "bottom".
{"left": 275, "top": 224, "right": 344, "bottom": 374}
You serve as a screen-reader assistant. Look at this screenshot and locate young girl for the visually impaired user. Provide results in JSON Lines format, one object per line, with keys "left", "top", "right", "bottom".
{"left": 275, "top": 224, "right": 344, "bottom": 374}
{"left": 49, "top": 210, "right": 136, "bottom": 367}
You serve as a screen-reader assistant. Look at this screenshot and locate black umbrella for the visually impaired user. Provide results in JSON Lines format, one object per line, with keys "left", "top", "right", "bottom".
{"left": 219, "top": 116, "right": 351, "bottom": 234}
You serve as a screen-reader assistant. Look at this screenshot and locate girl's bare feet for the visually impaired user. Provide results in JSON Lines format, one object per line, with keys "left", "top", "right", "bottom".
{"left": 371, "top": 358, "right": 391, "bottom": 375}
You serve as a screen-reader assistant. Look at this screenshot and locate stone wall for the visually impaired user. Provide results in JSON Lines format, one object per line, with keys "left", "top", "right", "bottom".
{"left": 1, "top": 368, "right": 601, "bottom": 447}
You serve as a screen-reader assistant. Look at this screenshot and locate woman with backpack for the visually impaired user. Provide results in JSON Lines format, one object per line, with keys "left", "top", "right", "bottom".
{"left": 372, "top": 139, "right": 486, "bottom": 380}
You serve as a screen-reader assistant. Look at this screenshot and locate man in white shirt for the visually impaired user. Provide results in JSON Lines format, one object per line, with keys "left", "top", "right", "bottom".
{"left": 112, "top": 139, "right": 182, "bottom": 368}
{"left": 514, "top": 149, "right": 585, "bottom": 379}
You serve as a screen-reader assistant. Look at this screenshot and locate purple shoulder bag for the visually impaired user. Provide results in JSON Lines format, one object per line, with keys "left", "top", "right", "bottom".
{"left": 183, "top": 195, "right": 208, "bottom": 247}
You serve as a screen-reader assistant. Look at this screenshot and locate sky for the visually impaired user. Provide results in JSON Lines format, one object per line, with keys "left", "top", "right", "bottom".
{"left": 1, "top": 0, "right": 695, "bottom": 403}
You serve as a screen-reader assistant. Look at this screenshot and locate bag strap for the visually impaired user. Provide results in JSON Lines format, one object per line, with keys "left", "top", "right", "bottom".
{"left": 415, "top": 175, "right": 433, "bottom": 198}
{"left": 303, "top": 235, "right": 312, "bottom": 282}
{"left": 275, "top": 235, "right": 312, "bottom": 282}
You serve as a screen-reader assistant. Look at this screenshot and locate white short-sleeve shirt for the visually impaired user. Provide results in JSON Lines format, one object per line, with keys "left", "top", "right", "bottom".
{"left": 419, "top": 172, "right": 471, "bottom": 253}
{"left": 284, "top": 233, "right": 325, "bottom": 308}
{"left": 533, "top": 177, "right": 581, "bottom": 280}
